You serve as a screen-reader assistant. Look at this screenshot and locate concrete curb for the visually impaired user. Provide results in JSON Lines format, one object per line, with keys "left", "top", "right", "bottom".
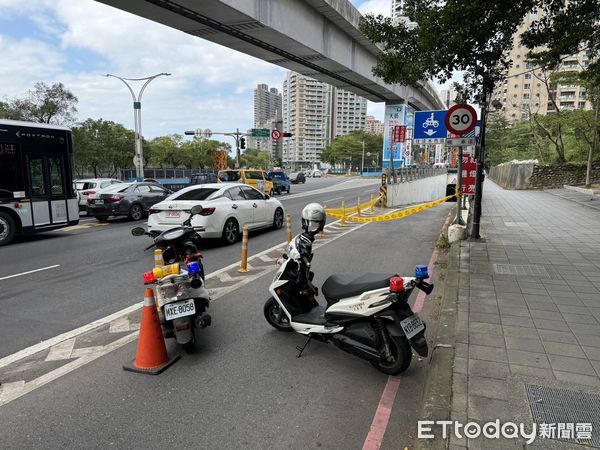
{"left": 415, "top": 242, "right": 459, "bottom": 450}
{"left": 544, "top": 189, "right": 600, "bottom": 212}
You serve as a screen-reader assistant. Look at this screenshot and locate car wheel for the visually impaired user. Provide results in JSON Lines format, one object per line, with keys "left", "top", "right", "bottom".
{"left": 0, "top": 211, "right": 16, "bottom": 246}
{"left": 129, "top": 204, "right": 143, "bottom": 221}
{"left": 272, "top": 208, "right": 284, "bottom": 229}
{"left": 221, "top": 218, "right": 240, "bottom": 245}
{"left": 269, "top": 189, "right": 274, "bottom": 197}
{"left": 286, "top": 187, "right": 290, "bottom": 194}
{"left": 96, "top": 216, "right": 109, "bottom": 222}
{"left": 275, "top": 186, "right": 282, "bottom": 195}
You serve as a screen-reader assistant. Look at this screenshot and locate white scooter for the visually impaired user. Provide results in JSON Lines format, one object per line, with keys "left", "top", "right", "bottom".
{"left": 264, "top": 208, "right": 433, "bottom": 375}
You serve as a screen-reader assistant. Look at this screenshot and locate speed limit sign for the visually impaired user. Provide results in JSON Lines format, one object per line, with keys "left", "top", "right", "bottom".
{"left": 445, "top": 104, "right": 477, "bottom": 136}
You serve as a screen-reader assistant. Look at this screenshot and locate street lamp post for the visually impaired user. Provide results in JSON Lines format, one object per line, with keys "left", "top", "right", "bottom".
{"left": 360, "top": 140, "right": 366, "bottom": 176}
{"left": 105, "top": 72, "right": 171, "bottom": 179}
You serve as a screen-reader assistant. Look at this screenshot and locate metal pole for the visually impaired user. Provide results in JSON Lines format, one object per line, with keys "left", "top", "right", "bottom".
{"left": 472, "top": 90, "right": 488, "bottom": 238}
{"left": 235, "top": 127, "right": 241, "bottom": 169}
{"left": 361, "top": 141, "right": 365, "bottom": 176}
{"left": 454, "top": 147, "right": 465, "bottom": 225}
{"left": 105, "top": 73, "right": 171, "bottom": 179}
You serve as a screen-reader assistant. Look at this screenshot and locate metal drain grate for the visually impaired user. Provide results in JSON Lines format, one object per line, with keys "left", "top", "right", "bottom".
{"left": 526, "top": 384, "right": 600, "bottom": 448}
{"left": 493, "top": 263, "right": 550, "bottom": 277}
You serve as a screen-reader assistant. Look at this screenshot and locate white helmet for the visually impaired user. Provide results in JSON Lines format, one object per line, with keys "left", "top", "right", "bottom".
{"left": 301, "top": 203, "right": 326, "bottom": 233}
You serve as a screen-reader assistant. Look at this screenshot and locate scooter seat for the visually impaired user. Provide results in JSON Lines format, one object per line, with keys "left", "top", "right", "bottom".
{"left": 293, "top": 305, "right": 328, "bottom": 325}
{"left": 322, "top": 273, "right": 396, "bottom": 301}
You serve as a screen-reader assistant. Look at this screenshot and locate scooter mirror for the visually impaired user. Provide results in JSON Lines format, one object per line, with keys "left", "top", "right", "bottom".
{"left": 190, "top": 205, "right": 203, "bottom": 215}
{"left": 131, "top": 227, "right": 146, "bottom": 236}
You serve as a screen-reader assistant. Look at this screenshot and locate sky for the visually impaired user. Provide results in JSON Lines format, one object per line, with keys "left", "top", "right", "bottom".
{"left": 0, "top": 0, "right": 442, "bottom": 148}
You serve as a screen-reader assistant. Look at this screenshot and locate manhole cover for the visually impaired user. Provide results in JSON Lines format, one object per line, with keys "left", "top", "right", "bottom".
{"left": 526, "top": 384, "right": 600, "bottom": 448}
{"left": 494, "top": 264, "right": 550, "bottom": 277}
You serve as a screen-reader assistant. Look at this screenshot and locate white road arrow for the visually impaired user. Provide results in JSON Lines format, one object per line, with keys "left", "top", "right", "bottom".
{"left": 424, "top": 129, "right": 437, "bottom": 136}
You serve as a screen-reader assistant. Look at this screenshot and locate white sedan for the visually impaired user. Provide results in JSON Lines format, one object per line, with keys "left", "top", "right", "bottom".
{"left": 147, "top": 183, "right": 285, "bottom": 245}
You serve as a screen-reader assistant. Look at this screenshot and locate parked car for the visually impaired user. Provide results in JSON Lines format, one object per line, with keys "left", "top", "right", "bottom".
{"left": 75, "top": 178, "right": 122, "bottom": 210}
{"left": 312, "top": 170, "right": 322, "bottom": 178}
{"left": 267, "top": 171, "right": 291, "bottom": 195}
{"left": 190, "top": 172, "right": 217, "bottom": 184}
{"left": 217, "top": 169, "right": 274, "bottom": 196}
{"left": 87, "top": 182, "right": 172, "bottom": 221}
{"left": 289, "top": 172, "right": 306, "bottom": 184}
{"left": 147, "top": 183, "right": 285, "bottom": 245}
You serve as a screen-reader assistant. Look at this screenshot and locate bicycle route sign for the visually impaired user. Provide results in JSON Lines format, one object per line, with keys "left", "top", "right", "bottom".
{"left": 414, "top": 110, "right": 448, "bottom": 144}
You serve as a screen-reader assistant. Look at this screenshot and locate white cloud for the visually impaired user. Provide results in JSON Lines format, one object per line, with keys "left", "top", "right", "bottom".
{"left": 354, "top": 0, "right": 392, "bottom": 16}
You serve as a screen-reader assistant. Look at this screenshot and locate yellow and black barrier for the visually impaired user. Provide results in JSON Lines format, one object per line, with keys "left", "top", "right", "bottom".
{"left": 379, "top": 185, "right": 387, "bottom": 208}
{"left": 325, "top": 194, "right": 456, "bottom": 223}
{"left": 325, "top": 195, "right": 382, "bottom": 216}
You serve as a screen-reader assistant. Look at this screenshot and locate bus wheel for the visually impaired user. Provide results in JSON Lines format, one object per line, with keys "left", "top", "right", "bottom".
{"left": 0, "top": 212, "right": 16, "bottom": 246}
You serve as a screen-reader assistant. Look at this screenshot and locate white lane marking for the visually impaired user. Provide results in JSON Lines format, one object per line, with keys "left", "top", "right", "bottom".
{"left": 0, "top": 333, "right": 137, "bottom": 406}
{"left": 259, "top": 254, "right": 274, "bottom": 262}
{"left": 45, "top": 339, "right": 76, "bottom": 361}
{"left": 324, "top": 197, "right": 344, "bottom": 203}
{"left": 108, "top": 317, "right": 134, "bottom": 333}
{"left": 0, "top": 265, "right": 60, "bottom": 281}
{"left": 279, "top": 179, "right": 380, "bottom": 202}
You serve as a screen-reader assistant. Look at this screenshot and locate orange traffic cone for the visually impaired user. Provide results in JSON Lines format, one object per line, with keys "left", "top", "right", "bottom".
{"left": 123, "top": 288, "right": 180, "bottom": 375}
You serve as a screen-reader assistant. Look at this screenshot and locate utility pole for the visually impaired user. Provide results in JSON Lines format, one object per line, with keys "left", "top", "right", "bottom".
{"left": 472, "top": 89, "right": 488, "bottom": 238}
{"left": 105, "top": 73, "right": 171, "bottom": 179}
{"left": 361, "top": 140, "right": 366, "bottom": 176}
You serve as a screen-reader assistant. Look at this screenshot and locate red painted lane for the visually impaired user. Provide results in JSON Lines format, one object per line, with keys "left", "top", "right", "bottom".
{"left": 362, "top": 211, "right": 452, "bottom": 449}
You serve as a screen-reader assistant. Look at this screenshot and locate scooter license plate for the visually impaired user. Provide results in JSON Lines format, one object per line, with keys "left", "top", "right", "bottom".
{"left": 400, "top": 314, "right": 425, "bottom": 339}
{"left": 164, "top": 298, "right": 196, "bottom": 321}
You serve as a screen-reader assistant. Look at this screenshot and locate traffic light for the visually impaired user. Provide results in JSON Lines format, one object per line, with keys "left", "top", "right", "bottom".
{"left": 240, "top": 137, "right": 246, "bottom": 150}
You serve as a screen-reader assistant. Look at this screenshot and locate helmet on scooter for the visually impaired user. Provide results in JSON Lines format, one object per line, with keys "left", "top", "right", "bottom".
{"left": 301, "top": 203, "right": 326, "bottom": 233}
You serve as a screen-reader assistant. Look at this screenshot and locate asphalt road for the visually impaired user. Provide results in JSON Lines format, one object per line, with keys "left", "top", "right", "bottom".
{"left": 0, "top": 198, "right": 452, "bottom": 449}
{"left": 0, "top": 177, "right": 380, "bottom": 358}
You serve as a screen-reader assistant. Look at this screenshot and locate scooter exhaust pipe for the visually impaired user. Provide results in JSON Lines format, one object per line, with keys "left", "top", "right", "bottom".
{"left": 333, "top": 335, "right": 382, "bottom": 363}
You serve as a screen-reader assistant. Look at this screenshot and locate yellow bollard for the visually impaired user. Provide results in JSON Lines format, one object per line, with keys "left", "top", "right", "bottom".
{"left": 286, "top": 214, "right": 292, "bottom": 244}
{"left": 341, "top": 200, "right": 346, "bottom": 226}
{"left": 357, "top": 196, "right": 361, "bottom": 217}
{"left": 238, "top": 225, "right": 250, "bottom": 273}
{"left": 370, "top": 194, "right": 375, "bottom": 213}
{"left": 154, "top": 249, "right": 164, "bottom": 268}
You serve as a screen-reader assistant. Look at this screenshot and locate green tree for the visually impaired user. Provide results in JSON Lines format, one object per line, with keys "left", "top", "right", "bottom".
{"left": 0, "top": 82, "right": 78, "bottom": 125}
{"left": 240, "top": 148, "right": 272, "bottom": 170}
{"left": 72, "top": 118, "right": 135, "bottom": 178}
{"left": 322, "top": 131, "right": 382, "bottom": 170}
{"left": 148, "top": 134, "right": 186, "bottom": 168}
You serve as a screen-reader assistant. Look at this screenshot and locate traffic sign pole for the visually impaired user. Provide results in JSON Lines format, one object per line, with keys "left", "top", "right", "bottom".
{"left": 472, "top": 92, "right": 488, "bottom": 239}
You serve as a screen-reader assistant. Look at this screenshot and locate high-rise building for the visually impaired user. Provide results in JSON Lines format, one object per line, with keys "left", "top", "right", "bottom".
{"left": 391, "top": 0, "right": 404, "bottom": 23}
{"left": 492, "top": 11, "right": 592, "bottom": 121}
{"left": 331, "top": 87, "right": 368, "bottom": 138}
{"left": 365, "top": 115, "right": 385, "bottom": 135}
{"left": 282, "top": 72, "right": 332, "bottom": 167}
{"left": 251, "top": 83, "right": 283, "bottom": 160}
{"left": 440, "top": 86, "right": 459, "bottom": 108}
{"left": 254, "top": 83, "right": 282, "bottom": 126}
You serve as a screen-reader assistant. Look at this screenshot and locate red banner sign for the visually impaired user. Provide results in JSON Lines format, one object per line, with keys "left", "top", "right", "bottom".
{"left": 392, "top": 125, "right": 406, "bottom": 144}
{"left": 461, "top": 154, "right": 477, "bottom": 195}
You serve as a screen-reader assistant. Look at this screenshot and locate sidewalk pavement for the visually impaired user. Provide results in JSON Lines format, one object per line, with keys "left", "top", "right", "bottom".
{"left": 451, "top": 181, "right": 600, "bottom": 449}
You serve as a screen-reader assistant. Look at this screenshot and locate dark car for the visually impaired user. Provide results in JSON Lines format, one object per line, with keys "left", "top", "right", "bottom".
{"left": 86, "top": 182, "right": 172, "bottom": 221}
{"left": 267, "top": 171, "right": 291, "bottom": 195}
{"left": 190, "top": 172, "right": 217, "bottom": 184}
{"left": 289, "top": 172, "right": 306, "bottom": 184}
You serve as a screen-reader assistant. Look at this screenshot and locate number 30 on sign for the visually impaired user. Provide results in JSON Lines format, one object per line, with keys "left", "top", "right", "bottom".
{"left": 445, "top": 104, "right": 477, "bottom": 136}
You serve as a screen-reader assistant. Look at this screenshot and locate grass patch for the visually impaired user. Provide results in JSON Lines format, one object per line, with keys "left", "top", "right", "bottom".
{"left": 436, "top": 231, "right": 450, "bottom": 249}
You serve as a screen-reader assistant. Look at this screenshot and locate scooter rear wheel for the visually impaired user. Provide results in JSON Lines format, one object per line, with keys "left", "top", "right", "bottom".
{"left": 264, "top": 297, "right": 293, "bottom": 332}
{"left": 371, "top": 336, "right": 412, "bottom": 375}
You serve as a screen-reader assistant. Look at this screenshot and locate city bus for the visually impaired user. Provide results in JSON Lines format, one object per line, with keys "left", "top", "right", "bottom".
{"left": 0, "top": 119, "right": 79, "bottom": 245}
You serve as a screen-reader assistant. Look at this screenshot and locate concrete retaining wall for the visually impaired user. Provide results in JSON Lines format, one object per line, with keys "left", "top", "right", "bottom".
{"left": 488, "top": 163, "right": 535, "bottom": 189}
{"left": 489, "top": 162, "right": 600, "bottom": 190}
{"left": 387, "top": 174, "right": 448, "bottom": 206}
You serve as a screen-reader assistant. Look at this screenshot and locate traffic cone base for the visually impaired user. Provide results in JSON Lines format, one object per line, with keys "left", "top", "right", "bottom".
{"left": 123, "top": 288, "right": 180, "bottom": 375}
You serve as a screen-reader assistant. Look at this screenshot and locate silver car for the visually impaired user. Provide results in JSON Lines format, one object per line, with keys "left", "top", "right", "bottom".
{"left": 75, "top": 178, "right": 122, "bottom": 210}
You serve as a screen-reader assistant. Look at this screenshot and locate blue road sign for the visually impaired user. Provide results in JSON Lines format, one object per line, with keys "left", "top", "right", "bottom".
{"left": 414, "top": 110, "right": 448, "bottom": 144}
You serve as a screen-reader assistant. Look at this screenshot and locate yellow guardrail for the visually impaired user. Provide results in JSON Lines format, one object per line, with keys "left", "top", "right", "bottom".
{"left": 325, "top": 194, "right": 456, "bottom": 223}
{"left": 325, "top": 195, "right": 383, "bottom": 215}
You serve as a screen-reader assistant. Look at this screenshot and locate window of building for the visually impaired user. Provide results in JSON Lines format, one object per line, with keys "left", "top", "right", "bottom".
{"left": 522, "top": 112, "right": 529, "bottom": 119}
{"left": 523, "top": 93, "right": 530, "bottom": 99}
{"left": 578, "top": 102, "right": 587, "bottom": 109}
{"left": 514, "top": 84, "right": 519, "bottom": 89}
{"left": 525, "top": 73, "right": 532, "bottom": 79}
{"left": 524, "top": 83, "right": 530, "bottom": 89}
